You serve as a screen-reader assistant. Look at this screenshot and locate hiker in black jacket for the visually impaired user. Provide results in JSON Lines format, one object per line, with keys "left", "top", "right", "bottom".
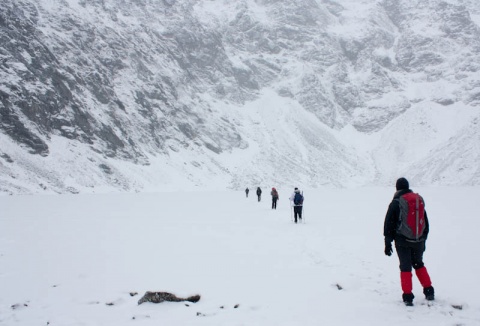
{"left": 245, "top": 187, "right": 249, "bottom": 198}
{"left": 383, "top": 177, "right": 435, "bottom": 306}
{"left": 256, "top": 187, "right": 262, "bottom": 202}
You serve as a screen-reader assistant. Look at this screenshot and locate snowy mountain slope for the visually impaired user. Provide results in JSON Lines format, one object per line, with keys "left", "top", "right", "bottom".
{"left": 0, "top": 0, "right": 479, "bottom": 194}
{"left": 372, "top": 102, "right": 480, "bottom": 184}
{"left": 408, "top": 114, "right": 480, "bottom": 185}
{"left": 223, "top": 90, "right": 374, "bottom": 189}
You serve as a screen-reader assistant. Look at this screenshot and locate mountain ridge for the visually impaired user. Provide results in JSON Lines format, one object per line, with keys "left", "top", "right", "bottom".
{"left": 1, "top": 0, "right": 479, "bottom": 194}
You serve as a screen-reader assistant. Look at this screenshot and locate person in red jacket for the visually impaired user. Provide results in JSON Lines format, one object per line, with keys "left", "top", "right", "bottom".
{"left": 383, "top": 178, "right": 435, "bottom": 306}
{"left": 271, "top": 187, "right": 279, "bottom": 209}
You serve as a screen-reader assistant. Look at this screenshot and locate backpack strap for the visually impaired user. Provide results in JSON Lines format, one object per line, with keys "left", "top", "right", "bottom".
{"left": 415, "top": 194, "right": 419, "bottom": 240}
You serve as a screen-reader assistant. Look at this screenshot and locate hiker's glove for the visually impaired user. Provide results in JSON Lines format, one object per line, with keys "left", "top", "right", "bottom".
{"left": 384, "top": 242, "right": 393, "bottom": 256}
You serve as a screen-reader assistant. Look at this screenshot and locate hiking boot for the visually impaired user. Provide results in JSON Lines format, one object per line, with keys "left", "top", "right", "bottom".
{"left": 402, "top": 293, "right": 414, "bottom": 306}
{"left": 423, "top": 286, "right": 435, "bottom": 301}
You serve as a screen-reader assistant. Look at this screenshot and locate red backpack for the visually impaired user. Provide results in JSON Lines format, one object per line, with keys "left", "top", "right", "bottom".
{"left": 396, "top": 193, "right": 426, "bottom": 241}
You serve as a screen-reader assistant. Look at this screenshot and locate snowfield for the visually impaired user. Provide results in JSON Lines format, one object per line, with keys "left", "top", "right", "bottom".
{"left": 1, "top": 187, "right": 479, "bottom": 325}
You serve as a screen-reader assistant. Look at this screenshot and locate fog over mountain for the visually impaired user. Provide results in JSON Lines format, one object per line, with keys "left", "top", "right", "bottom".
{"left": 1, "top": 0, "right": 479, "bottom": 194}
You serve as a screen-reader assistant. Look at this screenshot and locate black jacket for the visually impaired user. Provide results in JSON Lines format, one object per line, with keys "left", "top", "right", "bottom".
{"left": 383, "top": 189, "right": 430, "bottom": 246}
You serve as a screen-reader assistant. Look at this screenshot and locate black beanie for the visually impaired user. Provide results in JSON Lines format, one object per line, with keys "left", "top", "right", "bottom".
{"left": 396, "top": 178, "right": 409, "bottom": 190}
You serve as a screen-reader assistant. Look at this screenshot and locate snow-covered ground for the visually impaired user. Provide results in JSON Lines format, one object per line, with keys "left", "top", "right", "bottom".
{"left": 1, "top": 187, "right": 479, "bottom": 325}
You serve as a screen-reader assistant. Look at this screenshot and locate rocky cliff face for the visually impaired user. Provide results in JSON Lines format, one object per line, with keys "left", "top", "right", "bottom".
{"left": 0, "top": 0, "right": 247, "bottom": 160}
{"left": 1, "top": 0, "right": 479, "bottom": 194}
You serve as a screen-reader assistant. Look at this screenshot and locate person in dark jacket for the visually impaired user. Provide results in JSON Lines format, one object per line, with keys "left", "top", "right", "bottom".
{"left": 256, "top": 187, "right": 262, "bottom": 202}
{"left": 245, "top": 187, "right": 249, "bottom": 198}
{"left": 271, "top": 187, "right": 279, "bottom": 209}
{"left": 384, "top": 177, "right": 435, "bottom": 306}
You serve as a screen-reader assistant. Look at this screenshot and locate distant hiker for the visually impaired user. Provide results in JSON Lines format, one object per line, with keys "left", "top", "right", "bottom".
{"left": 245, "top": 187, "right": 249, "bottom": 198}
{"left": 289, "top": 188, "right": 304, "bottom": 223}
{"left": 256, "top": 187, "right": 262, "bottom": 202}
{"left": 383, "top": 177, "right": 435, "bottom": 306}
{"left": 271, "top": 187, "right": 279, "bottom": 209}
